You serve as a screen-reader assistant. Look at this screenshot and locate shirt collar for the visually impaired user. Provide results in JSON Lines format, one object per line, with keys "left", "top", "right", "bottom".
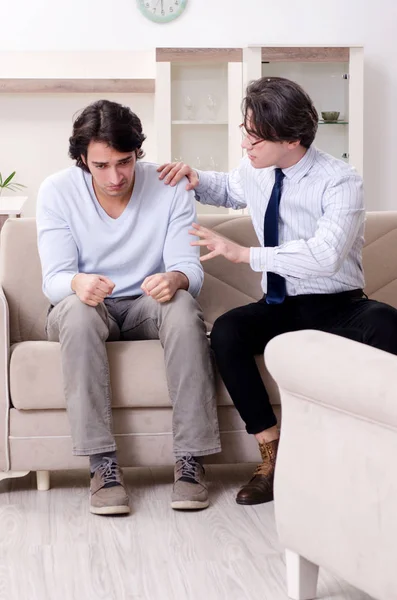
{"left": 281, "top": 145, "right": 317, "bottom": 183}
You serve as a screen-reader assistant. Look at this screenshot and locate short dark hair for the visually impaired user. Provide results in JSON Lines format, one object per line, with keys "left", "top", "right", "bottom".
{"left": 69, "top": 99, "right": 146, "bottom": 171}
{"left": 243, "top": 77, "right": 318, "bottom": 148}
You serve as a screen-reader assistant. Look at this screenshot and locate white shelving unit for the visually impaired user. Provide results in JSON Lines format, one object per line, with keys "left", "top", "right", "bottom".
{"left": 242, "top": 45, "right": 364, "bottom": 176}
{"left": 155, "top": 46, "right": 364, "bottom": 217}
{"left": 155, "top": 48, "right": 244, "bottom": 214}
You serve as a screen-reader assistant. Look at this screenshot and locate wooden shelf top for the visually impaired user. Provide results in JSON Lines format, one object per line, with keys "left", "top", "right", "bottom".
{"left": 156, "top": 46, "right": 349, "bottom": 63}
{"left": 0, "top": 79, "right": 155, "bottom": 93}
{"left": 261, "top": 47, "right": 349, "bottom": 62}
{"left": 156, "top": 48, "right": 242, "bottom": 63}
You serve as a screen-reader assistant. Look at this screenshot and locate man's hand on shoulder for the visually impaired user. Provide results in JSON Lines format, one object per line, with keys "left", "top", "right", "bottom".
{"left": 157, "top": 161, "right": 199, "bottom": 191}
{"left": 71, "top": 274, "right": 115, "bottom": 307}
{"left": 141, "top": 271, "right": 188, "bottom": 303}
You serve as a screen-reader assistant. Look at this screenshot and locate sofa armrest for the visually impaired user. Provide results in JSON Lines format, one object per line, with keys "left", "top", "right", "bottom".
{"left": 0, "top": 286, "right": 10, "bottom": 471}
{"left": 265, "top": 329, "right": 397, "bottom": 430}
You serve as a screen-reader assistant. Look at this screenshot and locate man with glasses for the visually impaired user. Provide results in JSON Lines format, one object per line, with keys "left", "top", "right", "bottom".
{"left": 157, "top": 76, "right": 397, "bottom": 506}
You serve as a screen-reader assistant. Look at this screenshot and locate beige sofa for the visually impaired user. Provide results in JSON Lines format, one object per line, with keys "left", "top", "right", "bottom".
{"left": 266, "top": 329, "right": 397, "bottom": 600}
{"left": 0, "top": 212, "right": 395, "bottom": 490}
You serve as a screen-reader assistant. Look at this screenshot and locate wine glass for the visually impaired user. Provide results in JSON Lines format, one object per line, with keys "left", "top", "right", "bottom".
{"left": 206, "top": 94, "right": 217, "bottom": 121}
{"left": 208, "top": 156, "right": 219, "bottom": 171}
{"left": 184, "top": 96, "right": 194, "bottom": 120}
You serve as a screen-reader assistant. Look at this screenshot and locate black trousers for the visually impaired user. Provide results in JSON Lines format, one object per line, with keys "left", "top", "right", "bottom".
{"left": 210, "top": 290, "right": 397, "bottom": 434}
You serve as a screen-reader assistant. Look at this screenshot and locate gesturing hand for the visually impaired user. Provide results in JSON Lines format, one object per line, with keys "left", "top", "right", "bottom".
{"left": 71, "top": 274, "right": 115, "bottom": 307}
{"left": 189, "top": 222, "right": 250, "bottom": 264}
{"left": 141, "top": 271, "right": 188, "bottom": 303}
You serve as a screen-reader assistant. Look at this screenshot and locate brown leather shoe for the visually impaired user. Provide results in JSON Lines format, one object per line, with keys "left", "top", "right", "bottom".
{"left": 236, "top": 438, "right": 279, "bottom": 505}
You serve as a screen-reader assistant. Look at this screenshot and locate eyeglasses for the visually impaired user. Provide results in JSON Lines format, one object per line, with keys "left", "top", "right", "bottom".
{"left": 239, "top": 124, "right": 264, "bottom": 148}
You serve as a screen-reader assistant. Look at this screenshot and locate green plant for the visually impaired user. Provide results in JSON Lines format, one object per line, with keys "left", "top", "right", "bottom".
{"left": 0, "top": 172, "right": 26, "bottom": 196}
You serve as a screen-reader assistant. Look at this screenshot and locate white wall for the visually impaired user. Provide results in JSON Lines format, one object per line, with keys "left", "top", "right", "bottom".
{"left": 1, "top": 0, "right": 397, "bottom": 211}
{"left": 0, "top": 94, "right": 155, "bottom": 216}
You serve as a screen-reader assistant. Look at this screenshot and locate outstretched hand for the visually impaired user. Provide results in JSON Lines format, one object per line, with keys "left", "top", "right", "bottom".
{"left": 189, "top": 222, "right": 250, "bottom": 264}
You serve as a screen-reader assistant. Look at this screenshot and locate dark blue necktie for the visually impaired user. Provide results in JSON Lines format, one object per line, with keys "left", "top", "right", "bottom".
{"left": 264, "top": 168, "right": 286, "bottom": 305}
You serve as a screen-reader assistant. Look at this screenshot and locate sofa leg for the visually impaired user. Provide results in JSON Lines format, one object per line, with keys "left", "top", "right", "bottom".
{"left": 285, "top": 549, "right": 319, "bottom": 600}
{"left": 0, "top": 471, "right": 30, "bottom": 482}
{"left": 36, "top": 470, "right": 50, "bottom": 491}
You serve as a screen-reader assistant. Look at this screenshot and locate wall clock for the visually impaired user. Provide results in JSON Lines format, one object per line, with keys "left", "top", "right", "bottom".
{"left": 137, "top": 0, "right": 188, "bottom": 24}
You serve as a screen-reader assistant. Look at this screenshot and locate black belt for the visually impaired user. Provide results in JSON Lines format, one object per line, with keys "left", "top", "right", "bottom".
{"left": 263, "top": 288, "right": 365, "bottom": 303}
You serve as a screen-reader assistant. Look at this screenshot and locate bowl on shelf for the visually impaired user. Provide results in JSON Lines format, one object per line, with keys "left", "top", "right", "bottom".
{"left": 321, "top": 111, "right": 340, "bottom": 122}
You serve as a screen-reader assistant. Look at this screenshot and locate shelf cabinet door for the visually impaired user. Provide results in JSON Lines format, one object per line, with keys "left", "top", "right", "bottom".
{"left": 242, "top": 46, "right": 364, "bottom": 176}
{"left": 155, "top": 49, "right": 244, "bottom": 214}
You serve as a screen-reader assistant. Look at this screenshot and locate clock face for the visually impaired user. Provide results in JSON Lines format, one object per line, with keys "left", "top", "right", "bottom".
{"left": 137, "top": 0, "right": 188, "bottom": 24}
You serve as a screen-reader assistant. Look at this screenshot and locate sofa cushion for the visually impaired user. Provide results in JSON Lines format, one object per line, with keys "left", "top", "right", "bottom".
{"left": 10, "top": 339, "right": 279, "bottom": 410}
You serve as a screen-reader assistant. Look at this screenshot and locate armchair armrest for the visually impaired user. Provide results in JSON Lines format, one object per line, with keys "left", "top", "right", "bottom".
{"left": 265, "top": 329, "right": 397, "bottom": 430}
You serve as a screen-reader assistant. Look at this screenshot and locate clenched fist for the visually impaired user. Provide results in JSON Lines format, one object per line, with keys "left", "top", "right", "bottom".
{"left": 141, "top": 271, "right": 188, "bottom": 303}
{"left": 71, "top": 273, "right": 115, "bottom": 307}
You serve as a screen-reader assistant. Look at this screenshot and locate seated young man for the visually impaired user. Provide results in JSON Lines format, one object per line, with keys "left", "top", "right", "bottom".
{"left": 36, "top": 99, "right": 220, "bottom": 516}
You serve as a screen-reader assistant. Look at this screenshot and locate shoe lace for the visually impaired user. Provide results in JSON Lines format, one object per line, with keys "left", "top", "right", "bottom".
{"left": 252, "top": 441, "right": 278, "bottom": 478}
{"left": 178, "top": 454, "right": 201, "bottom": 482}
{"left": 253, "top": 461, "right": 273, "bottom": 477}
{"left": 97, "top": 458, "right": 120, "bottom": 486}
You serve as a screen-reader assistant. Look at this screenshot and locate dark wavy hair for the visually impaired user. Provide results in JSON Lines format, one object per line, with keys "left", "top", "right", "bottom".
{"left": 243, "top": 77, "right": 318, "bottom": 149}
{"left": 69, "top": 100, "right": 146, "bottom": 171}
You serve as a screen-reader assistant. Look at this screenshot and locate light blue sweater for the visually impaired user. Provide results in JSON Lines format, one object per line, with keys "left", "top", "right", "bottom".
{"left": 36, "top": 162, "right": 203, "bottom": 305}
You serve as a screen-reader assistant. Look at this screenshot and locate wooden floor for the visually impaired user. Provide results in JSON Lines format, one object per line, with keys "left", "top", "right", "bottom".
{"left": 0, "top": 465, "right": 373, "bottom": 600}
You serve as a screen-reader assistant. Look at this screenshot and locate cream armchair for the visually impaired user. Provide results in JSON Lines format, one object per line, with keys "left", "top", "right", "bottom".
{"left": 266, "top": 329, "right": 397, "bottom": 600}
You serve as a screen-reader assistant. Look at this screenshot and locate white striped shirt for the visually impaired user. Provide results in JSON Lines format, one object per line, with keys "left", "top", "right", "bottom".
{"left": 195, "top": 145, "right": 365, "bottom": 296}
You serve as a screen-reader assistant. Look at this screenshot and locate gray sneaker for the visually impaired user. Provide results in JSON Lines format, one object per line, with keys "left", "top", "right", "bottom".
{"left": 171, "top": 455, "right": 209, "bottom": 510}
{"left": 90, "top": 458, "right": 130, "bottom": 515}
